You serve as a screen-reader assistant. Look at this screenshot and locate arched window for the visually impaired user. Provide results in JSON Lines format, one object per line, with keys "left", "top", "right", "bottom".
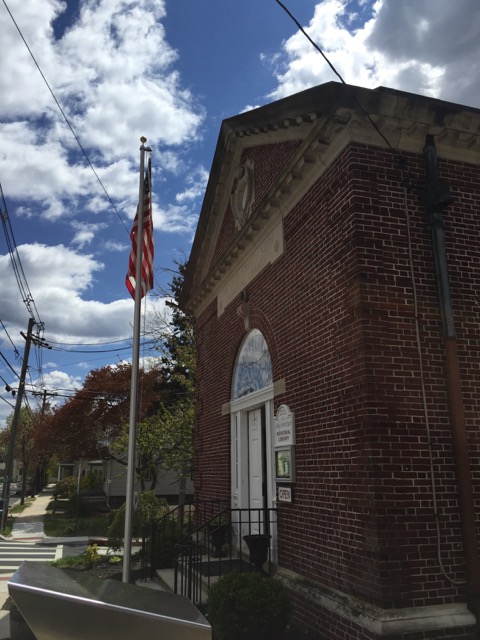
{"left": 232, "top": 329, "right": 272, "bottom": 400}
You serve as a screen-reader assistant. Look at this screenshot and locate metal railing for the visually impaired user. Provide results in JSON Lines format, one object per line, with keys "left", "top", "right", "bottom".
{"left": 174, "top": 507, "right": 277, "bottom": 608}
{"left": 141, "top": 499, "right": 229, "bottom": 580}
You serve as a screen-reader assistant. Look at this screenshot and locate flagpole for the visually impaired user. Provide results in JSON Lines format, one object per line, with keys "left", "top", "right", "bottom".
{"left": 123, "top": 136, "right": 149, "bottom": 583}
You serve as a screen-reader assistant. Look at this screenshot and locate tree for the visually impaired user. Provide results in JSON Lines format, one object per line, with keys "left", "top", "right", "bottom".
{"left": 111, "top": 397, "right": 194, "bottom": 492}
{"left": 147, "top": 261, "right": 196, "bottom": 506}
{"left": 47, "top": 263, "right": 196, "bottom": 501}
{"left": 0, "top": 406, "right": 48, "bottom": 504}
{"left": 109, "top": 263, "right": 195, "bottom": 493}
{"left": 49, "top": 363, "right": 164, "bottom": 461}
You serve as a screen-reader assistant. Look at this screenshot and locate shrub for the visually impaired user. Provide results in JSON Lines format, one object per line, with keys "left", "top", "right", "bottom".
{"left": 149, "top": 515, "right": 184, "bottom": 569}
{"left": 85, "top": 544, "right": 100, "bottom": 566}
{"left": 65, "top": 494, "right": 92, "bottom": 518}
{"left": 53, "top": 476, "right": 77, "bottom": 499}
{"left": 207, "top": 572, "right": 292, "bottom": 640}
{"left": 80, "top": 471, "right": 103, "bottom": 491}
{"left": 106, "top": 491, "right": 169, "bottom": 549}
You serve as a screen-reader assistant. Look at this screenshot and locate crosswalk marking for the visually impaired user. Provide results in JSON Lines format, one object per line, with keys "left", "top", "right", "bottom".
{"left": 0, "top": 541, "right": 59, "bottom": 581}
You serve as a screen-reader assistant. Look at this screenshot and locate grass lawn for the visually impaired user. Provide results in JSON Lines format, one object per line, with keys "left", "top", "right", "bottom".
{"left": 10, "top": 499, "right": 35, "bottom": 515}
{"left": 44, "top": 499, "right": 112, "bottom": 537}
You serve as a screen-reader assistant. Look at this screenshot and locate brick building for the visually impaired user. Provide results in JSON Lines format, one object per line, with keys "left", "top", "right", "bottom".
{"left": 180, "top": 82, "right": 480, "bottom": 639}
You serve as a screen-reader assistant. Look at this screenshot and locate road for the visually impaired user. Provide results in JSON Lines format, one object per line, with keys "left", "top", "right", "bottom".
{"left": 0, "top": 541, "right": 59, "bottom": 582}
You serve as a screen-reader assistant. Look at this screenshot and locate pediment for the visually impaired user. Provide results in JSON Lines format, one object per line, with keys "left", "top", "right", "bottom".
{"left": 187, "top": 115, "right": 324, "bottom": 316}
{"left": 182, "top": 81, "right": 480, "bottom": 316}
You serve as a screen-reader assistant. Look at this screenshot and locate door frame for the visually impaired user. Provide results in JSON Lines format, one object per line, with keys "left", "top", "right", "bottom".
{"left": 230, "top": 386, "right": 276, "bottom": 557}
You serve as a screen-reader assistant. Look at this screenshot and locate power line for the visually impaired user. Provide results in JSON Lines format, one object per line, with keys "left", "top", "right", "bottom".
{"left": 45, "top": 340, "right": 156, "bottom": 354}
{"left": 1, "top": 183, "right": 44, "bottom": 328}
{"left": 0, "top": 318, "right": 20, "bottom": 358}
{"left": 43, "top": 336, "right": 149, "bottom": 347}
{"left": 0, "top": 350, "right": 19, "bottom": 379}
{"left": 1, "top": 0, "right": 129, "bottom": 234}
{"left": 42, "top": 353, "right": 129, "bottom": 369}
{"left": 0, "top": 395, "right": 15, "bottom": 409}
{"left": 274, "top": 0, "right": 398, "bottom": 154}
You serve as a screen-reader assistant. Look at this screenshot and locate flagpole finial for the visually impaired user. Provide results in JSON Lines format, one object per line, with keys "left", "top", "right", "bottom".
{"left": 140, "top": 136, "right": 147, "bottom": 144}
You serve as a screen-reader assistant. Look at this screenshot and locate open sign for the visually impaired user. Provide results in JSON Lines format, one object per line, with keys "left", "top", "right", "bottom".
{"left": 278, "top": 487, "right": 292, "bottom": 503}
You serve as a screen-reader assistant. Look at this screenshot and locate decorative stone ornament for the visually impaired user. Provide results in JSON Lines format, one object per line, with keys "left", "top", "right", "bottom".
{"left": 230, "top": 158, "right": 255, "bottom": 229}
{"left": 237, "top": 300, "right": 250, "bottom": 331}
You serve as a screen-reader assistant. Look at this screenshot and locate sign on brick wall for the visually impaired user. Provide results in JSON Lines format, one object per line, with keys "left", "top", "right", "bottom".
{"left": 274, "top": 404, "right": 295, "bottom": 447}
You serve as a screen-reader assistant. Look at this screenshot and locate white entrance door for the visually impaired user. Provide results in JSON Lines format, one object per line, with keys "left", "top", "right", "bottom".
{"left": 248, "top": 408, "right": 265, "bottom": 534}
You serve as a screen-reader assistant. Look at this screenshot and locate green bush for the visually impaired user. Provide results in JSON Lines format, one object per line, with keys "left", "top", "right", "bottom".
{"left": 66, "top": 494, "right": 93, "bottom": 518}
{"left": 207, "top": 572, "right": 292, "bottom": 640}
{"left": 106, "top": 491, "right": 169, "bottom": 549}
{"left": 148, "top": 515, "right": 184, "bottom": 569}
{"left": 85, "top": 544, "right": 100, "bottom": 566}
{"left": 53, "top": 472, "right": 103, "bottom": 499}
{"left": 53, "top": 476, "right": 77, "bottom": 499}
{"left": 80, "top": 471, "right": 103, "bottom": 491}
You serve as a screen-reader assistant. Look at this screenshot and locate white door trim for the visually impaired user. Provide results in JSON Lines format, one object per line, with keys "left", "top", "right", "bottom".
{"left": 230, "top": 393, "right": 276, "bottom": 556}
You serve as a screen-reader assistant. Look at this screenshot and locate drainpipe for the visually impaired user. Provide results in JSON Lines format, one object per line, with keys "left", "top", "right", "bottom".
{"left": 421, "top": 134, "right": 480, "bottom": 624}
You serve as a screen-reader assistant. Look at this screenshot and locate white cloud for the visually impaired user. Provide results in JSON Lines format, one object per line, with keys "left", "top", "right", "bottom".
{"left": 267, "top": 0, "right": 480, "bottom": 108}
{"left": 3, "top": 0, "right": 480, "bottom": 430}
{"left": 104, "top": 240, "right": 128, "bottom": 253}
{"left": 0, "top": 0, "right": 205, "bottom": 230}
{"left": 175, "top": 167, "right": 209, "bottom": 204}
{"left": 154, "top": 204, "right": 199, "bottom": 235}
{"left": 0, "top": 240, "right": 171, "bottom": 341}
{"left": 70, "top": 221, "right": 108, "bottom": 249}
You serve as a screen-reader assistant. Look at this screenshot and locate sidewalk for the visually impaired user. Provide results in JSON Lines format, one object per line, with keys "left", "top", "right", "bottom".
{"left": 0, "top": 488, "right": 88, "bottom": 639}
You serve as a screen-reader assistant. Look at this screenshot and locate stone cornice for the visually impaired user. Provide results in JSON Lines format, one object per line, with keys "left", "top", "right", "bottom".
{"left": 184, "top": 85, "right": 480, "bottom": 316}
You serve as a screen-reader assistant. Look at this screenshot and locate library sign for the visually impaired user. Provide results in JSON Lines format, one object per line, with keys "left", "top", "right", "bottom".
{"left": 274, "top": 404, "right": 295, "bottom": 447}
{"left": 274, "top": 405, "right": 295, "bottom": 485}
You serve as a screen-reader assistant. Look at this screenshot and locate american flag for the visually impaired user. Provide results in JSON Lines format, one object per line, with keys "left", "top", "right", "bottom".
{"left": 126, "top": 158, "right": 154, "bottom": 299}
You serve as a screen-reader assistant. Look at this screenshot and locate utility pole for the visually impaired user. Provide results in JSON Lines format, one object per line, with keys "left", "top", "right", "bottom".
{"left": 1, "top": 318, "right": 35, "bottom": 531}
{"left": 30, "top": 389, "right": 56, "bottom": 495}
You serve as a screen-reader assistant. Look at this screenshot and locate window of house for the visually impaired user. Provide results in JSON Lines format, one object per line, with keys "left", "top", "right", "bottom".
{"left": 232, "top": 329, "right": 272, "bottom": 399}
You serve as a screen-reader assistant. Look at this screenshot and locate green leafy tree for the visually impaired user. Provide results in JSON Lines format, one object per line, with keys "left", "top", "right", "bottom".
{"left": 110, "top": 263, "right": 195, "bottom": 495}
{"left": 149, "top": 263, "right": 195, "bottom": 477}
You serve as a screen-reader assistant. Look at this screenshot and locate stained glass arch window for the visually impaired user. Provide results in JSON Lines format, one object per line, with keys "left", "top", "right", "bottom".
{"left": 232, "top": 329, "right": 273, "bottom": 400}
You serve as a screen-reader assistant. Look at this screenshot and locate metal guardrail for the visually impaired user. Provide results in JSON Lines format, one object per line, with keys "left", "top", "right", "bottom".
{"left": 141, "top": 499, "right": 229, "bottom": 580}
{"left": 174, "top": 507, "right": 277, "bottom": 608}
{"left": 9, "top": 561, "right": 211, "bottom": 640}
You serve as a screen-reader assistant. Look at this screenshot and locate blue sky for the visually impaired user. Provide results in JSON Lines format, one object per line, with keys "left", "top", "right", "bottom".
{"left": 1, "top": 0, "right": 479, "bottom": 427}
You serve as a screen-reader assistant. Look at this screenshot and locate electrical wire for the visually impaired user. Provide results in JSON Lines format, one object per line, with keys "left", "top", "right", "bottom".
{"left": 45, "top": 340, "right": 156, "bottom": 354}
{"left": 0, "top": 318, "right": 20, "bottom": 359}
{"left": 0, "top": 350, "right": 19, "bottom": 379}
{"left": 274, "top": 0, "right": 398, "bottom": 154}
{"left": 0, "top": 395, "right": 15, "bottom": 409}
{"left": 42, "top": 354, "right": 128, "bottom": 369}
{"left": 1, "top": 0, "right": 129, "bottom": 235}
{"left": 1, "top": 183, "right": 44, "bottom": 328}
{"left": 44, "top": 337, "right": 139, "bottom": 347}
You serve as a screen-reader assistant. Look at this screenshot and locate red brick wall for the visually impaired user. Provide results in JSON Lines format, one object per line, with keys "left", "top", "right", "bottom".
{"left": 211, "top": 140, "right": 303, "bottom": 265}
{"left": 193, "top": 141, "right": 479, "bottom": 635}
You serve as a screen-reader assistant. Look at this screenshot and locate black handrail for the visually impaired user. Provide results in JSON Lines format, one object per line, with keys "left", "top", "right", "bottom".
{"left": 141, "top": 499, "right": 229, "bottom": 580}
{"left": 173, "top": 507, "right": 277, "bottom": 608}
